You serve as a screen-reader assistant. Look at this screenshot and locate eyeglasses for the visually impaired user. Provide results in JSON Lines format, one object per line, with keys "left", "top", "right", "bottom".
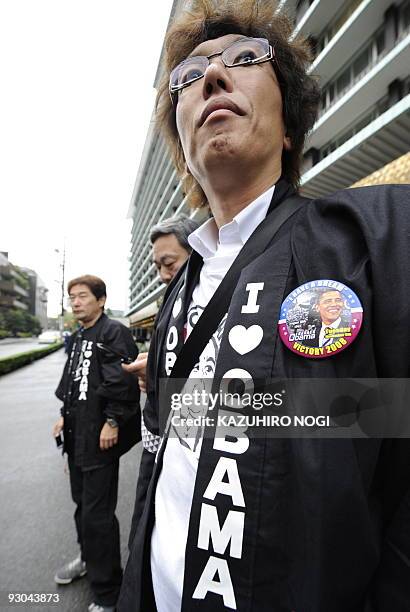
{"left": 169, "top": 37, "right": 275, "bottom": 98}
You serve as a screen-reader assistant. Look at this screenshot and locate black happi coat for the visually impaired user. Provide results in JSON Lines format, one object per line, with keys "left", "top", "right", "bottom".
{"left": 119, "top": 182, "right": 410, "bottom": 612}
{"left": 56, "top": 313, "right": 141, "bottom": 467}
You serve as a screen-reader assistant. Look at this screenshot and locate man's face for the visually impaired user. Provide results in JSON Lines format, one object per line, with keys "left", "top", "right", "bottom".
{"left": 69, "top": 284, "right": 105, "bottom": 324}
{"left": 152, "top": 234, "right": 190, "bottom": 285}
{"left": 317, "top": 291, "right": 344, "bottom": 325}
{"left": 175, "top": 34, "right": 289, "bottom": 186}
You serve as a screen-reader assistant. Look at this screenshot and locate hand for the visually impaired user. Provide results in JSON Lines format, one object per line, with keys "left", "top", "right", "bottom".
{"left": 122, "top": 352, "right": 148, "bottom": 393}
{"left": 53, "top": 417, "right": 64, "bottom": 438}
{"left": 100, "top": 422, "right": 119, "bottom": 451}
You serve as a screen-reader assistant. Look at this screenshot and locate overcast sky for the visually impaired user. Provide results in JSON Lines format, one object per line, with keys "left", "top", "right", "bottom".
{"left": 0, "top": 0, "right": 174, "bottom": 317}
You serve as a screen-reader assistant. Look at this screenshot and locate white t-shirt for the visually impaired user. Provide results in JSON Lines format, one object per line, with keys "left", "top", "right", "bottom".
{"left": 151, "top": 186, "right": 275, "bottom": 612}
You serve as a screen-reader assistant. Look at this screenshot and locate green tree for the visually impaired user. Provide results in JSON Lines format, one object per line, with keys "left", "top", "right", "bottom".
{"left": 14, "top": 268, "right": 30, "bottom": 291}
{"left": 22, "top": 312, "right": 42, "bottom": 335}
{"left": 63, "top": 312, "right": 78, "bottom": 332}
{"left": 1, "top": 309, "right": 41, "bottom": 336}
{"left": 0, "top": 311, "right": 7, "bottom": 338}
{"left": 3, "top": 309, "right": 26, "bottom": 336}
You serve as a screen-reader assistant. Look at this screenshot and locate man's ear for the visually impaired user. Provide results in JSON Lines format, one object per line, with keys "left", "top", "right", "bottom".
{"left": 99, "top": 296, "right": 107, "bottom": 309}
{"left": 283, "top": 135, "right": 292, "bottom": 150}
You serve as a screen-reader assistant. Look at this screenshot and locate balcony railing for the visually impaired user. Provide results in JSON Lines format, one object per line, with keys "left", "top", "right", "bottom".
{"left": 317, "top": 46, "right": 388, "bottom": 120}
{"left": 317, "top": 14, "right": 410, "bottom": 120}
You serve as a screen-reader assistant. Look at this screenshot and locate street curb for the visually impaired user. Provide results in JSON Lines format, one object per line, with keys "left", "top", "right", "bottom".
{"left": 0, "top": 343, "right": 64, "bottom": 376}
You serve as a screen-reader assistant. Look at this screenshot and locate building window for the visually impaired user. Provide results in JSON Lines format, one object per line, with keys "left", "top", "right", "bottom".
{"left": 319, "top": 23, "right": 387, "bottom": 115}
{"left": 317, "top": 92, "right": 393, "bottom": 164}
{"left": 296, "top": 0, "right": 314, "bottom": 25}
{"left": 336, "top": 67, "right": 350, "bottom": 96}
{"left": 315, "top": 0, "right": 364, "bottom": 60}
{"left": 401, "top": 0, "right": 410, "bottom": 31}
{"left": 353, "top": 47, "right": 370, "bottom": 79}
{"left": 376, "top": 30, "right": 385, "bottom": 55}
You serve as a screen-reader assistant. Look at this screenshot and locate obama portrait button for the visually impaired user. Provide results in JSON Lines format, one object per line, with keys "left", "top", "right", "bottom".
{"left": 278, "top": 280, "right": 363, "bottom": 359}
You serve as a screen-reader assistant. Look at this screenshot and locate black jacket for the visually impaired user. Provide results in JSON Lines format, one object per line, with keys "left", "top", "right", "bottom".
{"left": 120, "top": 183, "right": 410, "bottom": 612}
{"left": 56, "top": 313, "right": 141, "bottom": 467}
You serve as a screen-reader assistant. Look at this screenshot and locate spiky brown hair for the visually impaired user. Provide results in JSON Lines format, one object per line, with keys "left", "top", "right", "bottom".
{"left": 156, "top": 0, "right": 320, "bottom": 207}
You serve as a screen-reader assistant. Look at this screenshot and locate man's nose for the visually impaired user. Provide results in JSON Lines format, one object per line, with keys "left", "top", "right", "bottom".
{"left": 202, "top": 60, "right": 234, "bottom": 98}
{"left": 160, "top": 269, "right": 172, "bottom": 284}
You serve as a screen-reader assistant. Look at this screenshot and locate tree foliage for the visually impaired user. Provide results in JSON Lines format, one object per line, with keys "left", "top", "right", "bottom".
{"left": 0, "top": 309, "right": 42, "bottom": 336}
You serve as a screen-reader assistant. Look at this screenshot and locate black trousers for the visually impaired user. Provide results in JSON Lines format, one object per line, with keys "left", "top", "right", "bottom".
{"left": 68, "top": 457, "right": 122, "bottom": 606}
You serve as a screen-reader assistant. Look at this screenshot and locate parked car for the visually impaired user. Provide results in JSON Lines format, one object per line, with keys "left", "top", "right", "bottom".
{"left": 38, "top": 330, "right": 61, "bottom": 344}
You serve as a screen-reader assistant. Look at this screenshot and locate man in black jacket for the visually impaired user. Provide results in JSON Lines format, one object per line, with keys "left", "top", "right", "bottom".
{"left": 52, "top": 274, "right": 140, "bottom": 612}
{"left": 151, "top": 214, "right": 200, "bottom": 286}
{"left": 119, "top": 2, "right": 410, "bottom": 611}
{"left": 128, "top": 214, "right": 201, "bottom": 394}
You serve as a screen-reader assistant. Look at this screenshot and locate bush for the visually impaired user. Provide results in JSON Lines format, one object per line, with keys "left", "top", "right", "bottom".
{"left": 0, "top": 329, "right": 8, "bottom": 339}
{"left": 0, "top": 342, "right": 63, "bottom": 376}
{"left": 16, "top": 332, "right": 33, "bottom": 338}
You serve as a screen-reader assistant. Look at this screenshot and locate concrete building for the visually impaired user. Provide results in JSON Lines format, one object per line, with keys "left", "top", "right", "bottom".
{"left": 127, "top": 0, "right": 410, "bottom": 327}
{"left": 290, "top": 0, "right": 410, "bottom": 197}
{"left": 21, "top": 268, "right": 49, "bottom": 330}
{"left": 0, "top": 251, "right": 49, "bottom": 329}
{"left": 0, "top": 252, "right": 30, "bottom": 312}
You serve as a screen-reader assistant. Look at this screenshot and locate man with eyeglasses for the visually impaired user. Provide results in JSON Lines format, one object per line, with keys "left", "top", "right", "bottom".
{"left": 52, "top": 275, "right": 140, "bottom": 612}
{"left": 119, "top": 2, "right": 410, "bottom": 611}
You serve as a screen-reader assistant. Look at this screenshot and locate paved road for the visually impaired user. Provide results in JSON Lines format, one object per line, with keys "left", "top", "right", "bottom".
{"left": 0, "top": 349, "right": 143, "bottom": 612}
{"left": 0, "top": 338, "right": 55, "bottom": 359}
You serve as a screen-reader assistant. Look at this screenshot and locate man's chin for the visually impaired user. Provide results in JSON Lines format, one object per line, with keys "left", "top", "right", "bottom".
{"left": 201, "top": 135, "right": 239, "bottom": 168}
{"left": 208, "top": 132, "right": 234, "bottom": 152}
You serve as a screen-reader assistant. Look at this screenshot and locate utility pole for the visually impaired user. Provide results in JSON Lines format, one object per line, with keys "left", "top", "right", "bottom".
{"left": 60, "top": 242, "right": 66, "bottom": 333}
{"left": 55, "top": 242, "right": 66, "bottom": 334}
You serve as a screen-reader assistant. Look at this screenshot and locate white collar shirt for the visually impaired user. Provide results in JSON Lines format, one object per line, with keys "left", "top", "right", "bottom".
{"left": 188, "top": 184, "right": 275, "bottom": 308}
{"left": 151, "top": 185, "right": 276, "bottom": 612}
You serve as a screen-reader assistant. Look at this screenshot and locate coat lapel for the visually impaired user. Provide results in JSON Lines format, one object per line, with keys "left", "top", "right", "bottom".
{"left": 181, "top": 235, "right": 293, "bottom": 610}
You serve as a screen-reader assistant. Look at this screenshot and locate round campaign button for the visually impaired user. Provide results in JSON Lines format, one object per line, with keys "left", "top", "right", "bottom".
{"left": 278, "top": 280, "right": 363, "bottom": 359}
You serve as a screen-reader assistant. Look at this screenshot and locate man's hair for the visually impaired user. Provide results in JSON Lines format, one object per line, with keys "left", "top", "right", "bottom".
{"left": 313, "top": 289, "right": 342, "bottom": 307}
{"left": 67, "top": 275, "right": 107, "bottom": 300}
{"left": 150, "top": 214, "right": 200, "bottom": 251}
{"left": 156, "top": 0, "right": 320, "bottom": 208}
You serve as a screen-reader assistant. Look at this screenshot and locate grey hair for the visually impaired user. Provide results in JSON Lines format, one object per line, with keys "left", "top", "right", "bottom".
{"left": 150, "top": 214, "right": 200, "bottom": 251}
